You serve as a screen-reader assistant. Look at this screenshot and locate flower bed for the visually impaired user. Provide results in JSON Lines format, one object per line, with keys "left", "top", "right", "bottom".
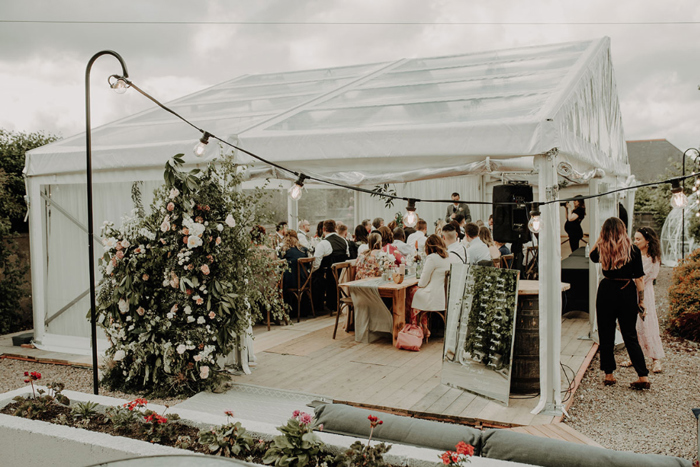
{"left": 0, "top": 384, "right": 514, "bottom": 467}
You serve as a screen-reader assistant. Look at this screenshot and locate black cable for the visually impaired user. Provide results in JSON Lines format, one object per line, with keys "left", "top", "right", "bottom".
{"left": 122, "top": 77, "right": 700, "bottom": 207}
{"left": 4, "top": 20, "right": 700, "bottom": 25}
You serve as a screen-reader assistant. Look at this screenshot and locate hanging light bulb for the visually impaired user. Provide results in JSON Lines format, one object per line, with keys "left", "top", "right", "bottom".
{"left": 108, "top": 75, "right": 129, "bottom": 94}
{"left": 403, "top": 199, "right": 418, "bottom": 228}
{"left": 527, "top": 204, "right": 542, "bottom": 233}
{"left": 193, "top": 132, "right": 211, "bottom": 158}
{"left": 670, "top": 179, "right": 688, "bottom": 209}
{"left": 288, "top": 174, "right": 307, "bottom": 200}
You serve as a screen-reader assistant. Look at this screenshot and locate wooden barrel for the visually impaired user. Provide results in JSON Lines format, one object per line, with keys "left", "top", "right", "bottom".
{"left": 510, "top": 295, "right": 540, "bottom": 394}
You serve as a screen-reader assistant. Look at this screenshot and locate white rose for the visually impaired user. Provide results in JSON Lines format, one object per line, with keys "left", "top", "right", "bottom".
{"left": 106, "top": 263, "right": 114, "bottom": 275}
{"left": 121, "top": 239, "right": 130, "bottom": 249}
{"left": 176, "top": 344, "right": 187, "bottom": 355}
{"left": 225, "top": 214, "right": 236, "bottom": 228}
{"left": 197, "top": 316, "right": 206, "bottom": 324}
{"left": 200, "top": 365, "right": 210, "bottom": 379}
{"left": 169, "top": 187, "right": 180, "bottom": 199}
{"left": 187, "top": 316, "right": 195, "bottom": 323}
{"left": 216, "top": 224, "right": 223, "bottom": 232}
{"left": 113, "top": 349, "right": 126, "bottom": 361}
{"left": 187, "top": 236, "right": 203, "bottom": 249}
{"left": 184, "top": 306, "right": 192, "bottom": 315}
{"left": 118, "top": 299, "right": 129, "bottom": 314}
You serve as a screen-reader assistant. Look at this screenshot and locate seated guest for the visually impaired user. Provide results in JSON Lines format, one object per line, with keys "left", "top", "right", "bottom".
{"left": 355, "top": 224, "right": 370, "bottom": 256}
{"left": 250, "top": 225, "right": 276, "bottom": 259}
{"left": 312, "top": 220, "right": 350, "bottom": 312}
{"left": 407, "top": 219, "right": 428, "bottom": 252}
{"left": 411, "top": 235, "right": 451, "bottom": 337}
{"left": 404, "top": 226, "right": 417, "bottom": 238}
{"left": 371, "top": 217, "right": 384, "bottom": 231}
{"left": 362, "top": 219, "right": 372, "bottom": 233}
{"left": 454, "top": 214, "right": 467, "bottom": 240}
{"left": 297, "top": 219, "right": 311, "bottom": 248}
{"left": 378, "top": 226, "right": 404, "bottom": 265}
{"left": 465, "top": 222, "right": 491, "bottom": 264}
{"left": 355, "top": 232, "right": 383, "bottom": 280}
{"left": 476, "top": 219, "right": 485, "bottom": 227}
{"left": 392, "top": 227, "right": 415, "bottom": 259}
{"left": 338, "top": 223, "right": 357, "bottom": 259}
{"left": 449, "top": 219, "right": 464, "bottom": 242}
{"left": 281, "top": 230, "right": 309, "bottom": 290}
{"left": 315, "top": 221, "right": 324, "bottom": 239}
{"left": 387, "top": 220, "right": 397, "bottom": 231}
{"left": 494, "top": 240, "right": 510, "bottom": 257}
{"left": 434, "top": 219, "right": 446, "bottom": 236}
{"left": 272, "top": 221, "right": 288, "bottom": 250}
{"left": 488, "top": 214, "right": 494, "bottom": 232}
{"left": 441, "top": 223, "right": 467, "bottom": 264}
{"left": 479, "top": 226, "right": 501, "bottom": 260}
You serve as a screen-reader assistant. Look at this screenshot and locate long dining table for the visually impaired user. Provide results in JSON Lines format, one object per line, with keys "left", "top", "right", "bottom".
{"left": 340, "top": 275, "right": 418, "bottom": 346}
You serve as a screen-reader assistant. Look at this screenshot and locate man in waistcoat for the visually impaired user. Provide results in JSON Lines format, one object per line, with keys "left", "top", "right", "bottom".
{"left": 312, "top": 220, "right": 350, "bottom": 313}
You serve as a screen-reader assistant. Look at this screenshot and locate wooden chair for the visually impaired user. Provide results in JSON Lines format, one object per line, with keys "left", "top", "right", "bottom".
{"left": 331, "top": 262, "right": 354, "bottom": 339}
{"left": 492, "top": 257, "right": 501, "bottom": 268}
{"left": 500, "top": 253, "right": 515, "bottom": 269}
{"left": 524, "top": 246, "right": 538, "bottom": 280}
{"left": 284, "top": 257, "right": 316, "bottom": 323}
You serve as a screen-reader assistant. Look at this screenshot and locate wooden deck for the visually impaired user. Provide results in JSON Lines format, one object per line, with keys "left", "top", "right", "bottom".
{"left": 236, "top": 311, "right": 595, "bottom": 428}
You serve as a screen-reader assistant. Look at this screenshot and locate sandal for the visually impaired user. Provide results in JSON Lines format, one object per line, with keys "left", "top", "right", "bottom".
{"left": 603, "top": 376, "right": 617, "bottom": 386}
{"left": 630, "top": 381, "right": 651, "bottom": 390}
{"left": 619, "top": 360, "right": 633, "bottom": 367}
{"left": 652, "top": 361, "right": 662, "bottom": 373}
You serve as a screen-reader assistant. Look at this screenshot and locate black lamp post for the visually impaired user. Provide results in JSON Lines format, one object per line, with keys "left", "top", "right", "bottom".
{"left": 85, "top": 51, "right": 129, "bottom": 395}
{"left": 681, "top": 148, "right": 700, "bottom": 260}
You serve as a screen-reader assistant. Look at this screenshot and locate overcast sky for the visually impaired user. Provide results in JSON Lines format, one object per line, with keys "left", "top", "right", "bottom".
{"left": 1, "top": 1, "right": 699, "bottom": 151}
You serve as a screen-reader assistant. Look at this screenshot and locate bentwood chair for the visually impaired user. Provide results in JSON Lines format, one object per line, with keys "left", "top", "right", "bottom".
{"left": 524, "top": 247, "right": 538, "bottom": 280}
{"left": 500, "top": 254, "right": 515, "bottom": 269}
{"left": 331, "top": 262, "right": 354, "bottom": 339}
{"left": 284, "top": 257, "right": 316, "bottom": 323}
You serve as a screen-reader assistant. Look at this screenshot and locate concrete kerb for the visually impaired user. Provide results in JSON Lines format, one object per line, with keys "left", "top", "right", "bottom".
{"left": 0, "top": 386, "right": 532, "bottom": 467}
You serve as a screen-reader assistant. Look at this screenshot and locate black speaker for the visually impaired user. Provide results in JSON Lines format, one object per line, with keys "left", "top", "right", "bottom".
{"left": 492, "top": 184, "right": 533, "bottom": 243}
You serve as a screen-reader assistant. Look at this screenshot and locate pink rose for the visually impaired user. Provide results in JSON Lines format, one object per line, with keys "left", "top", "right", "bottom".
{"left": 182, "top": 227, "right": 189, "bottom": 235}
{"left": 136, "top": 306, "right": 145, "bottom": 316}
{"left": 215, "top": 237, "right": 221, "bottom": 245}
{"left": 115, "top": 242, "right": 123, "bottom": 251}
{"left": 194, "top": 355, "right": 202, "bottom": 362}
{"left": 170, "top": 304, "right": 178, "bottom": 314}
{"left": 116, "top": 250, "right": 124, "bottom": 259}
{"left": 167, "top": 202, "right": 175, "bottom": 211}
{"left": 201, "top": 264, "right": 210, "bottom": 275}
{"left": 142, "top": 274, "right": 149, "bottom": 281}
{"left": 196, "top": 297, "right": 204, "bottom": 305}
{"left": 208, "top": 311, "right": 216, "bottom": 319}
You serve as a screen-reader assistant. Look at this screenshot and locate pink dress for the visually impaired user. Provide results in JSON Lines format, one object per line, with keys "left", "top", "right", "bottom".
{"left": 636, "top": 255, "right": 665, "bottom": 360}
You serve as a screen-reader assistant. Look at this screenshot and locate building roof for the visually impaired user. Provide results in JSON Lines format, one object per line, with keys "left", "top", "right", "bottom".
{"left": 626, "top": 139, "right": 683, "bottom": 182}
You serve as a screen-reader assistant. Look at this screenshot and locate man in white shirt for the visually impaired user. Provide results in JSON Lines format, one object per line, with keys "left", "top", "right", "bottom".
{"left": 312, "top": 220, "right": 350, "bottom": 313}
{"left": 392, "top": 227, "right": 415, "bottom": 259}
{"left": 406, "top": 219, "right": 428, "bottom": 254}
{"left": 272, "top": 221, "right": 287, "bottom": 250}
{"left": 465, "top": 222, "right": 491, "bottom": 264}
{"left": 297, "top": 219, "right": 311, "bottom": 248}
{"left": 441, "top": 224, "right": 467, "bottom": 264}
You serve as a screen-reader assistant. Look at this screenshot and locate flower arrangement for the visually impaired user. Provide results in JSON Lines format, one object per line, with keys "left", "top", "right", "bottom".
{"left": 96, "top": 153, "right": 289, "bottom": 396}
{"left": 262, "top": 410, "right": 324, "bottom": 467}
{"left": 376, "top": 251, "right": 397, "bottom": 272}
{"left": 439, "top": 441, "right": 474, "bottom": 465}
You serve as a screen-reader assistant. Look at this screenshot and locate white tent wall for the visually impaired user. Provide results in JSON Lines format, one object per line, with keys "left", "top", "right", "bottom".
{"left": 356, "top": 175, "right": 481, "bottom": 229}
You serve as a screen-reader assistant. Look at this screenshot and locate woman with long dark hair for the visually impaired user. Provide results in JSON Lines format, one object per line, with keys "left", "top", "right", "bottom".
{"left": 590, "top": 217, "right": 650, "bottom": 389}
{"left": 564, "top": 195, "right": 586, "bottom": 252}
{"left": 620, "top": 226, "right": 665, "bottom": 373}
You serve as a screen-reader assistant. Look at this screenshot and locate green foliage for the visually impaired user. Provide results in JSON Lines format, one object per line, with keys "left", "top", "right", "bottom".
{"left": 370, "top": 184, "right": 397, "bottom": 209}
{"left": 262, "top": 412, "right": 324, "bottom": 467}
{"left": 105, "top": 405, "right": 140, "bottom": 432}
{"left": 71, "top": 401, "right": 100, "bottom": 419}
{"left": 334, "top": 440, "right": 392, "bottom": 467}
{"left": 97, "top": 153, "right": 289, "bottom": 396}
{"left": 667, "top": 248, "right": 700, "bottom": 342}
{"left": 633, "top": 162, "right": 686, "bottom": 229}
{"left": 198, "top": 421, "right": 253, "bottom": 457}
{"left": 0, "top": 129, "right": 59, "bottom": 231}
{"left": 12, "top": 380, "right": 70, "bottom": 419}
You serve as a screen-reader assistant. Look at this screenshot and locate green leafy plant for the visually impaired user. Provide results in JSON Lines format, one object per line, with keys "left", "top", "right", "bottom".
{"left": 262, "top": 410, "right": 324, "bottom": 467}
{"left": 370, "top": 184, "right": 397, "bottom": 209}
{"left": 96, "top": 153, "right": 289, "bottom": 396}
{"left": 12, "top": 372, "right": 70, "bottom": 419}
{"left": 667, "top": 248, "right": 700, "bottom": 342}
{"left": 71, "top": 401, "right": 100, "bottom": 419}
{"left": 199, "top": 411, "right": 253, "bottom": 457}
{"left": 335, "top": 414, "right": 391, "bottom": 467}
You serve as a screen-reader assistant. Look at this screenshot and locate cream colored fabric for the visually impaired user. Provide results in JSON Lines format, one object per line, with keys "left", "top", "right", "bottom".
{"left": 348, "top": 277, "right": 393, "bottom": 343}
{"left": 412, "top": 253, "right": 450, "bottom": 311}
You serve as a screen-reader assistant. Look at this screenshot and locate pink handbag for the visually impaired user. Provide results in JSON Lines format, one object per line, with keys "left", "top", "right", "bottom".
{"left": 395, "top": 324, "right": 424, "bottom": 351}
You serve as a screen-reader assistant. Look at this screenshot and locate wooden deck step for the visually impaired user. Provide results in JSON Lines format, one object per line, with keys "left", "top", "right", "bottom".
{"left": 506, "top": 423, "right": 603, "bottom": 447}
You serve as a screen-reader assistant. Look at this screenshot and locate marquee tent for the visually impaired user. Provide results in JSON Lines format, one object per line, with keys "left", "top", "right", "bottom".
{"left": 25, "top": 36, "right": 631, "bottom": 415}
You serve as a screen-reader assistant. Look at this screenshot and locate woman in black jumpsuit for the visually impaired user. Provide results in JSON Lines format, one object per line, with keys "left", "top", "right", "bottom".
{"left": 564, "top": 196, "right": 586, "bottom": 252}
{"left": 589, "top": 217, "right": 650, "bottom": 389}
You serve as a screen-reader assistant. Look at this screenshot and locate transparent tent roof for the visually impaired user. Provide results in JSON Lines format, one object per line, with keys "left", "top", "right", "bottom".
{"left": 27, "top": 37, "right": 629, "bottom": 182}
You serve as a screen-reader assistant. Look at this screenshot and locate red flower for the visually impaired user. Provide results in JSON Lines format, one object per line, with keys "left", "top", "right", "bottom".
{"left": 368, "top": 415, "right": 377, "bottom": 422}
{"left": 456, "top": 441, "right": 474, "bottom": 456}
{"left": 24, "top": 371, "right": 29, "bottom": 376}
{"left": 30, "top": 371, "right": 41, "bottom": 380}
{"left": 224, "top": 410, "right": 234, "bottom": 417}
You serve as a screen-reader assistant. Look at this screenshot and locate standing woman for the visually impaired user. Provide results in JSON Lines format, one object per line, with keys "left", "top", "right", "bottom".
{"left": 623, "top": 227, "right": 665, "bottom": 373}
{"left": 564, "top": 195, "right": 586, "bottom": 252}
{"left": 589, "top": 217, "right": 650, "bottom": 389}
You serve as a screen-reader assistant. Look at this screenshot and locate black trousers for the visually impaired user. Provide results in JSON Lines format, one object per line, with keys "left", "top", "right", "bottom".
{"left": 596, "top": 278, "right": 649, "bottom": 377}
{"left": 569, "top": 235, "right": 582, "bottom": 252}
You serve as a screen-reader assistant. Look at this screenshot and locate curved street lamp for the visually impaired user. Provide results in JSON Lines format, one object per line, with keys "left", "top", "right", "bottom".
{"left": 85, "top": 51, "right": 129, "bottom": 394}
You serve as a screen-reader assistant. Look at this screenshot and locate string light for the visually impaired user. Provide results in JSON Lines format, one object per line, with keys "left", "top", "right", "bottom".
{"left": 288, "top": 174, "right": 307, "bottom": 200}
{"left": 403, "top": 199, "right": 418, "bottom": 227}
{"left": 670, "top": 179, "right": 688, "bottom": 209}
{"left": 108, "top": 74, "right": 129, "bottom": 94}
{"left": 193, "top": 132, "right": 211, "bottom": 158}
{"left": 527, "top": 204, "right": 542, "bottom": 233}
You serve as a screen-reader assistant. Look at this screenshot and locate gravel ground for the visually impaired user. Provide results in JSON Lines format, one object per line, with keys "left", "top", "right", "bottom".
{"left": 565, "top": 266, "right": 700, "bottom": 462}
{"left": 0, "top": 358, "right": 185, "bottom": 407}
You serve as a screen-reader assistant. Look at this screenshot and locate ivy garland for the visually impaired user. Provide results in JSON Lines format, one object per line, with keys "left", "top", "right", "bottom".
{"left": 96, "top": 154, "right": 289, "bottom": 396}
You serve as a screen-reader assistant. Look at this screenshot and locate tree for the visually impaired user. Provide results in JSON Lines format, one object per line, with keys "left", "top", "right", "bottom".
{"left": 0, "top": 129, "right": 59, "bottom": 232}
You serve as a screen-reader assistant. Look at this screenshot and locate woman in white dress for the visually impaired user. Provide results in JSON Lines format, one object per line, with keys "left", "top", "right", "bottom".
{"left": 622, "top": 227, "right": 665, "bottom": 373}
{"left": 411, "top": 234, "right": 451, "bottom": 338}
